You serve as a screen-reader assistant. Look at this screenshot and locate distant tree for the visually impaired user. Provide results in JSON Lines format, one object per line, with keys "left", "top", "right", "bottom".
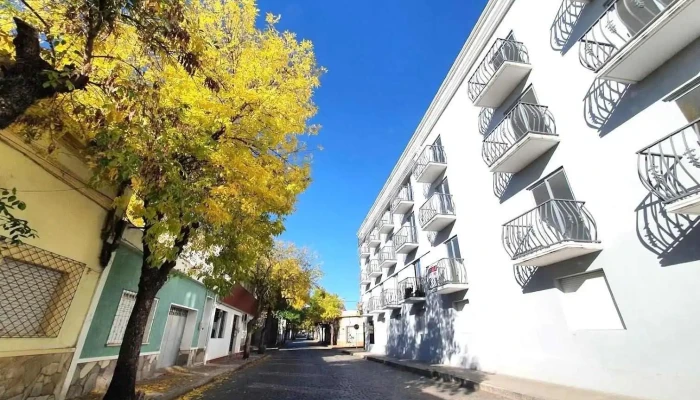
{"left": 306, "top": 288, "right": 344, "bottom": 345}
{"left": 0, "top": 188, "right": 37, "bottom": 243}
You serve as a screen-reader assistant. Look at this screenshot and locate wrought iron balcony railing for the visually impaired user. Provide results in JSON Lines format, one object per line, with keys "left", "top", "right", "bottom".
{"left": 394, "top": 225, "right": 418, "bottom": 249}
{"left": 419, "top": 193, "right": 456, "bottom": 228}
{"left": 502, "top": 199, "right": 599, "bottom": 260}
{"left": 379, "top": 246, "right": 396, "bottom": 265}
{"left": 637, "top": 119, "right": 700, "bottom": 206}
{"left": 368, "top": 296, "right": 382, "bottom": 313}
{"left": 482, "top": 102, "right": 557, "bottom": 168}
{"left": 360, "top": 271, "right": 370, "bottom": 284}
{"left": 468, "top": 38, "right": 530, "bottom": 103}
{"left": 381, "top": 288, "right": 401, "bottom": 308}
{"left": 413, "top": 145, "right": 446, "bottom": 181}
{"left": 391, "top": 185, "right": 414, "bottom": 211}
{"left": 425, "top": 258, "right": 467, "bottom": 292}
{"left": 578, "top": 0, "right": 676, "bottom": 73}
{"left": 378, "top": 211, "right": 394, "bottom": 233}
{"left": 398, "top": 277, "right": 426, "bottom": 300}
{"left": 366, "top": 259, "right": 381, "bottom": 275}
{"left": 358, "top": 242, "right": 370, "bottom": 257}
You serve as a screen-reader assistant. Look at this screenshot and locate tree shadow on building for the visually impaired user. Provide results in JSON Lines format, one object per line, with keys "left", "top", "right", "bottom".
{"left": 583, "top": 38, "right": 700, "bottom": 137}
{"left": 635, "top": 193, "right": 700, "bottom": 267}
{"left": 515, "top": 251, "right": 601, "bottom": 294}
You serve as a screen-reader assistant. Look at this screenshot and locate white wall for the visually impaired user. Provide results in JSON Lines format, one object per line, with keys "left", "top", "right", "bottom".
{"left": 359, "top": 1, "right": 700, "bottom": 399}
{"left": 204, "top": 302, "right": 237, "bottom": 361}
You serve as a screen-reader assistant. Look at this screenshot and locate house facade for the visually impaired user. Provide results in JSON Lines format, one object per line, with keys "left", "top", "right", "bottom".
{"left": 357, "top": 1, "right": 700, "bottom": 399}
{"left": 204, "top": 284, "right": 256, "bottom": 362}
{"left": 0, "top": 130, "right": 115, "bottom": 399}
{"left": 336, "top": 311, "right": 364, "bottom": 348}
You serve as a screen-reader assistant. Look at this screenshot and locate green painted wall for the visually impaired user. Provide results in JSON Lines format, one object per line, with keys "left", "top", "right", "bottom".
{"left": 80, "top": 245, "right": 211, "bottom": 359}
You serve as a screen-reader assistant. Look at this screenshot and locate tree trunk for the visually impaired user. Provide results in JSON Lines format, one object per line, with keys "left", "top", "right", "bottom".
{"left": 243, "top": 317, "right": 257, "bottom": 359}
{"left": 258, "top": 306, "right": 273, "bottom": 354}
{"left": 330, "top": 323, "right": 335, "bottom": 346}
{"left": 102, "top": 264, "right": 169, "bottom": 400}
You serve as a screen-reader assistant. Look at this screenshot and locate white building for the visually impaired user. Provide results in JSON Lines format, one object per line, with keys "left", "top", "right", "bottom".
{"left": 357, "top": 1, "right": 700, "bottom": 399}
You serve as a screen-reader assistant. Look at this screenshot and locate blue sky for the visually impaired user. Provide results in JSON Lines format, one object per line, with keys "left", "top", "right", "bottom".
{"left": 260, "top": 0, "right": 488, "bottom": 309}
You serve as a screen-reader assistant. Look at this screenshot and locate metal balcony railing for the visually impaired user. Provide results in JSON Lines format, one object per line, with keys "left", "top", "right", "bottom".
{"left": 419, "top": 193, "right": 456, "bottom": 227}
{"left": 578, "top": 0, "right": 676, "bottom": 72}
{"left": 378, "top": 211, "right": 394, "bottom": 230}
{"left": 366, "top": 229, "right": 380, "bottom": 243}
{"left": 379, "top": 246, "right": 396, "bottom": 264}
{"left": 391, "top": 185, "right": 414, "bottom": 210}
{"left": 468, "top": 38, "right": 530, "bottom": 102}
{"left": 482, "top": 102, "right": 557, "bottom": 168}
{"left": 366, "top": 259, "right": 381, "bottom": 275}
{"left": 381, "top": 288, "right": 401, "bottom": 308}
{"left": 413, "top": 145, "right": 446, "bottom": 180}
{"left": 398, "top": 277, "right": 426, "bottom": 299}
{"left": 394, "top": 225, "right": 417, "bottom": 249}
{"left": 368, "top": 296, "right": 382, "bottom": 313}
{"left": 425, "top": 258, "right": 467, "bottom": 291}
{"left": 637, "top": 119, "right": 700, "bottom": 204}
{"left": 502, "top": 199, "right": 599, "bottom": 260}
{"left": 358, "top": 242, "right": 370, "bottom": 257}
{"left": 360, "top": 271, "right": 370, "bottom": 283}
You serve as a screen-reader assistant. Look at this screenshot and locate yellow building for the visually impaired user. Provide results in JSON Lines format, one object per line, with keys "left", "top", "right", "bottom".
{"left": 0, "top": 131, "right": 114, "bottom": 400}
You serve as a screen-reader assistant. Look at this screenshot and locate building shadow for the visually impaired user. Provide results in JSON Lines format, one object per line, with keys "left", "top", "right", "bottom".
{"left": 516, "top": 251, "right": 601, "bottom": 293}
{"left": 635, "top": 193, "right": 700, "bottom": 267}
{"left": 550, "top": 0, "right": 586, "bottom": 53}
{"left": 583, "top": 38, "right": 700, "bottom": 137}
{"left": 496, "top": 145, "right": 558, "bottom": 203}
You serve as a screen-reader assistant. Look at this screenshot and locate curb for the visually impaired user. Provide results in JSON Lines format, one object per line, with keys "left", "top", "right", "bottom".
{"left": 341, "top": 350, "right": 537, "bottom": 400}
{"left": 152, "top": 354, "right": 270, "bottom": 400}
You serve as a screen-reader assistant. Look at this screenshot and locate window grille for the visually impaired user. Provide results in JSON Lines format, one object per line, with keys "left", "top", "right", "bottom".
{"left": 0, "top": 237, "right": 85, "bottom": 338}
{"left": 107, "top": 290, "right": 158, "bottom": 345}
{"left": 211, "top": 308, "right": 228, "bottom": 338}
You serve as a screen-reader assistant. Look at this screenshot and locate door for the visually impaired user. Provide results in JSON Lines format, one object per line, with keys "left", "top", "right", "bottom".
{"left": 444, "top": 236, "right": 462, "bottom": 284}
{"left": 158, "top": 307, "right": 189, "bottom": 368}
{"left": 229, "top": 315, "right": 239, "bottom": 353}
{"left": 238, "top": 315, "right": 248, "bottom": 352}
{"left": 436, "top": 179, "right": 454, "bottom": 214}
{"left": 198, "top": 297, "right": 214, "bottom": 349}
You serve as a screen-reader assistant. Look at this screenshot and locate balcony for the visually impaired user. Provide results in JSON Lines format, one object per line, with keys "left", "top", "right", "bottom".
{"left": 381, "top": 288, "right": 402, "bottom": 310}
{"left": 425, "top": 258, "right": 468, "bottom": 295}
{"left": 358, "top": 242, "right": 370, "bottom": 259}
{"left": 367, "top": 229, "right": 381, "bottom": 248}
{"left": 391, "top": 185, "right": 414, "bottom": 215}
{"left": 413, "top": 145, "right": 447, "bottom": 183}
{"left": 502, "top": 199, "right": 603, "bottom": 266}
{"left": 419, "top": 193, "right": 456, "bottom": 231}
{"left": 468, "top": 38, "right": 532, "bottom": 107}
{"left": 398, "top": 277, "right": 426, "bottom": 304}
{"left": 483, "top": 102, "right": 559, "bottom": 173}
{"left": 360, "top": 271, "right": 371, "bottom": 284}
{"left": 579, "top": 0, "right": 700, "bottom": 83}
{"left": 379, "top": 246, "right": 397, "bottom": 269}
{"left": 394, "top": 225, "right": 419, "bottom": 254}
{"left": 367, "top": 296, "right": 384, "bottom": 314}
{"left": 638, "top": 119, "right": 700, "bottom": 214}
{"left": 366, "top": 259, "right": 382, "bottom": 278}
{"left": 378, "top": 211, "right": 395, "bottom": 234}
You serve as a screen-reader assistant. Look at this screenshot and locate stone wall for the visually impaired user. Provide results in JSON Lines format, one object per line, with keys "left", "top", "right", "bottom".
{"left": 66, "top": 354, "right": 158, "bottom": 399}
{"left": 0, "top": 352, "right": 72, "bottom": 400}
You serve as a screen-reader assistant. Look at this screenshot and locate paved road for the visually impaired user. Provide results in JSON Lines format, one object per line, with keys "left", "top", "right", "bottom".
{"left": 193, "top": 340, "right": 506, "bottom": 400}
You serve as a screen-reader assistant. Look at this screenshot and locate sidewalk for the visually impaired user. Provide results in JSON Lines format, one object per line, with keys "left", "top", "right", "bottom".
{"left": 76, "top": 353, "right": 268, "bottom": 400}
{"left": 341, "top": 349, "right": 644, "bottom": 400}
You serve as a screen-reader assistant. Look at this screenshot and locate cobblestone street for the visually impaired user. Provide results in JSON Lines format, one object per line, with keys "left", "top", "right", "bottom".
{"left": 187, "top": 341, "right": 507, "bottom": 400}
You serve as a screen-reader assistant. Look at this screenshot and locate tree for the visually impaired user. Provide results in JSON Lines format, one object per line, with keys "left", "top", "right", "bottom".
{"left": 306, "top": 288, "right": 344, "bottom": 345}
{"left": 228, "top": 241, "right": 320, "bottom": 358}
{"left": 0, "top": 188, "right": 37, "bottom": 242}
{"left": 2, "top": 1, "right": 322, "bottom": 399}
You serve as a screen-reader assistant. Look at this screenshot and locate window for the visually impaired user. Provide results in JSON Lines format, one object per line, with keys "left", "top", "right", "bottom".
{"left": 211, "top": 308, "right": 228, "bottom": 339}
{"left": 557, "top": 270, "right": 624, "bottom": 330}
{"left": 0, "top": 259, "right": 62, "bottom": 337}
{"left": 107, "top": 290, "right": 158, "bottom": 345}
{"left": 445, "top": 236, "right": 462, "bottom": 259}
{"left": 531, "top": 169, "right": 575, "bottom": 206}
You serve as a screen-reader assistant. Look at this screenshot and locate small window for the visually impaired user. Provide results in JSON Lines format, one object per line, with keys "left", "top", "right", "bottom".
{"left": 211, "top": 308, "right": 228, "bottom": 339}
{"left": 530, "top": 169, "right": 575, "bottom": 206}
{"left": 107, "top": 290, "right": 158, "bottom": 345}
{"left": 557, "top": 270, "right": 624, "bottom": 331}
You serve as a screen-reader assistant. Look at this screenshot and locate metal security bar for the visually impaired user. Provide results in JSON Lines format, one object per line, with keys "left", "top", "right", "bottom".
{"left": 637, "top": 119, "right": 700, "bottom": 204}
{"left": 502, "top": 199, "right": 599, "bottom": 260}
{"left": 398, "top": 277, "right": 426, "bottom": 299}
{"left": 413, "top": 145, "right": 446, "bottom": 181}
{"left": 366, "top": 259, "right": 381, "bottom": 275}
{"left": 391, "top": 185, "right": 413, "bottom": 210}
{"left": 482, "top": 102, "right": 557, "bottom": 167}
{"left": 468, "top": 38, "right": 530, "bottom": 102}
{"left": 379, "top": 246, "right": 396, "bottom": 264}
{"left": 0, "top": 237, "right": 85, "bottom": 338}
{"left": 394, "top": 225, "right": 417, "bottom": 249}
{"left": 381, "top": 288, "right": 401, "bottom": 308}
{"left": 579, "top": 0, "right": 676, "bottom": 72}
{"left": 425, "top": 258, "right": 467, "bottom": 292}
{"left": 419, "top": 193, "right": 456, "bottom": 227}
